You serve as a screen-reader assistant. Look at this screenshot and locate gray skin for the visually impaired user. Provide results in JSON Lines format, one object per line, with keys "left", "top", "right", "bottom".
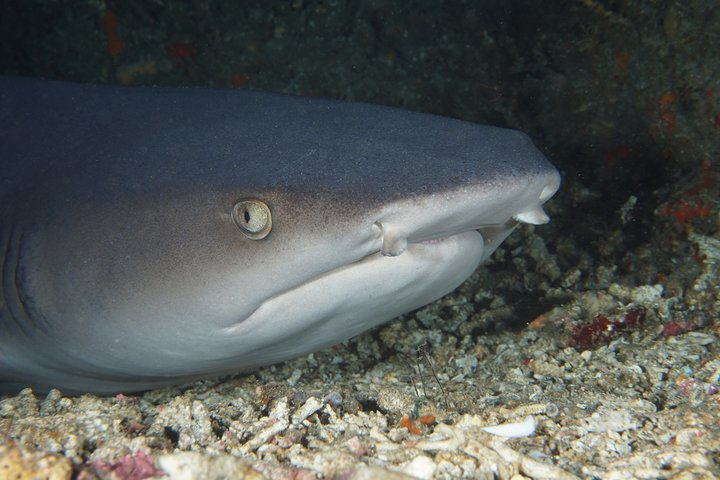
{"left": 0, "top": 77, "right": 560, "bottom": 394}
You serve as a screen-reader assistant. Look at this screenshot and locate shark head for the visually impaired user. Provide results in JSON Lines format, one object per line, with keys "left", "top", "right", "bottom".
{"left": 0, "top": 78, "right": 559, "bottom": 393}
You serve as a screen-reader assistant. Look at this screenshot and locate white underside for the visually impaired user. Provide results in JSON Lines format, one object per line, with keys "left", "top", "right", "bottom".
{"left": 220, "top": 230, "right": 485, "bottom": 368}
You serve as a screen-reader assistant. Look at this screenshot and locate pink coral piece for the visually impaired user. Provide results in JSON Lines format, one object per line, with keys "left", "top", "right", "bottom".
{"left": 92, "top": 451, "right": 166, "bottom": 480}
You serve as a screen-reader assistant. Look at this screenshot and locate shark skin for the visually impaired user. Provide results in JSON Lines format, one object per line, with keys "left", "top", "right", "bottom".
{"left": 0, "top": 77, "right": 560, "bottom": 394}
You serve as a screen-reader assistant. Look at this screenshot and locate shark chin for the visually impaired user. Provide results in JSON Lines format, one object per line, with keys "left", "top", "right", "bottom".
{"left": 222, "top": 230, "right": 484, "bottom": 356}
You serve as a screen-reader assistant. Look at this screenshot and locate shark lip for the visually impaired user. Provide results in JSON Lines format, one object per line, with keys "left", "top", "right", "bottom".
{"left": 417, "top": 235, "right": 453, "bottom": 245}
{"left": 381, "top": 201, "right": 550, "bottom": 260}
{"left": 376, "top": 227, "right": 479, "bottom": 258}
{"left": 374, "top": 170, "right": 559, "bottom": 258}
{"left": 378, "top": 223, "right": 484, "bottom": 256}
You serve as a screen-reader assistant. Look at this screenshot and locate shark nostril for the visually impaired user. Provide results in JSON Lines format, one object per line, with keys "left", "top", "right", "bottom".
{"left": 541, "top": 186, "right": 554, "bottom": 202}
{"left": 539, "top": 174, "right": 561, "bottom": 202}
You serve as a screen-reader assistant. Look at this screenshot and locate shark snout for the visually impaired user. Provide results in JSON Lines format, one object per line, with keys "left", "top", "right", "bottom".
{"left": 373, "top": 167, "right": 559, "bottom": 259}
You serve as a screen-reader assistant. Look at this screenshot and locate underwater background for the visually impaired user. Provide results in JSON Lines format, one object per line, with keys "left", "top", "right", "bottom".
{"left": 1, "top": 1, "right": 719, "bottom": 478}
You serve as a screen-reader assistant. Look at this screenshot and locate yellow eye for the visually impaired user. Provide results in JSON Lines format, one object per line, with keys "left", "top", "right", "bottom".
{"left": 232, "top": 199, "right": 272, "bottom": 240}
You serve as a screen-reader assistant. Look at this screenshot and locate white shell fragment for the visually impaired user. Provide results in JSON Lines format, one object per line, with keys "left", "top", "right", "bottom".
{"left": 291, "top": 396, "right": 323, "bottom": 425}
{"left": 481, "top": 415, "right": 536, "bottom": 438}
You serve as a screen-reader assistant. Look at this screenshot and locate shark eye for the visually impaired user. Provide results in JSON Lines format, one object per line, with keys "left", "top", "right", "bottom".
{"left": 232, "top": 199, "right": 272, "bottom": 239}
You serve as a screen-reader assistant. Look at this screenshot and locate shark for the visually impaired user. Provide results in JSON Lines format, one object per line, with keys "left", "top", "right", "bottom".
{"left": 0, "top": 77, "right": 560, "bottom": 394}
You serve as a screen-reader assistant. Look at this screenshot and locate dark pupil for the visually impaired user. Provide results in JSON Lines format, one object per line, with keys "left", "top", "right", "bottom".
{"left": 244, "top": 209, "right": 251, "bottom": 223}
